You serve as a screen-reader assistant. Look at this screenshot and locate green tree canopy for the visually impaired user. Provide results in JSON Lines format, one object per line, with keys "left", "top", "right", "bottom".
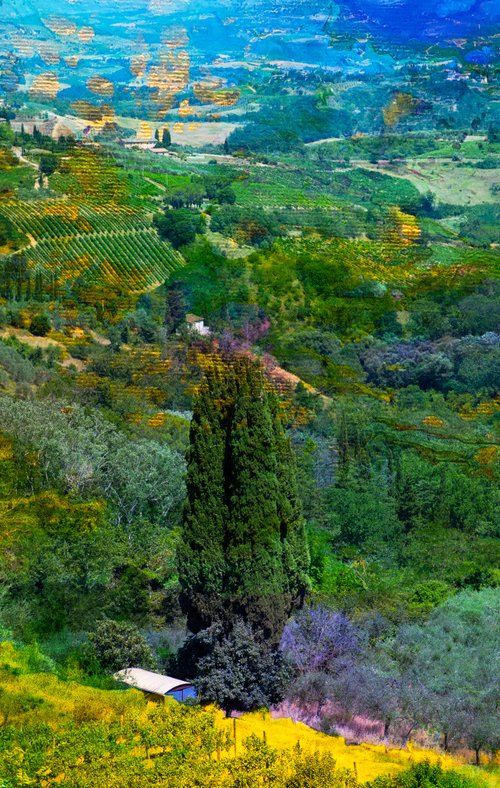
{"left": 195, "top": 620, "right": 290, "bottom": 715}
{"left": 87, "top": 620, "right": 156, "bottom": 674}
{"left": 394, "top": 588, "right": 500, "bottom": 759}
{"left": 155, "top": 209, "right": 205, "bottom": 249}
{"left": 178, "top": 353, "right": 309, "bottom": 643}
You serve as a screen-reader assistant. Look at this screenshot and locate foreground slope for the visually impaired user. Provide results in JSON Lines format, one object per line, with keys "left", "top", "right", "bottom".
{"left": 0, "top": 642, "right": 496, "bottom": 788}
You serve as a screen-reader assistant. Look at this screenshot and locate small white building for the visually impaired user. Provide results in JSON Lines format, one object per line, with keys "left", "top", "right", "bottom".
{"left": 119, "top": 139, "right": 156, "bottom": 150}
{"left": 114, "top": 667, "right": 196, "bottom": 702}
{"left": 150, "top": 147, "right": 174, "bottom": 156}
{"left": 185, "top": 314, "right": 211, "bottom": 336}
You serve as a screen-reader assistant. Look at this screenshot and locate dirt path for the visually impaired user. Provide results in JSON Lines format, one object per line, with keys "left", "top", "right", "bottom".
{"left": 13, "top": 147, "right": 37, "bottom": 170}
{"left": 0, "top": 326, "right": 63, "bottom": 350}
{"left": 145, "top": 176, "right": 167, "bottom": 192}
{"left": 89, "top": 330, "right": 111, "bottom": 347}
{"left": 0, "top": 327, "right": 85, "bottom": 370}
{"left": 305, "top": 137, "right": 344, "bottom": 147}
{"left": 12, "top": 147, "right": 48, "bottom": 190}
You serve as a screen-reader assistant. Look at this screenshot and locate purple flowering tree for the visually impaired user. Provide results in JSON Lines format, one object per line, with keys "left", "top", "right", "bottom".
{"left": 280, "top": 606, "right": 360, "bottom": 676}
{"left": 280, "top": 606, "right": 362, "bottom": 720}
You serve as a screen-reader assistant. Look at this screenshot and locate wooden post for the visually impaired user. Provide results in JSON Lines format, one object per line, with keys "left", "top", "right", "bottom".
{"left": 233, "top": 717, "right": 237, "bottom": 757}
{"left": 263, "top": 730, "right": 267, "bottom": 744}
{"left": 353, "top": 762, "right": 358, "bottom": 781}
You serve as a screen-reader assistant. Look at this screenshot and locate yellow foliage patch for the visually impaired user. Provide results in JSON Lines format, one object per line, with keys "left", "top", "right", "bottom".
{"left": 78, "top": 26, "right": 95, "bottom": 42}
{"left": 30, "top": 73, "right": 60, "bottom": 100}
{"left": 0, "top": 655, "right": 496, "bottom": 787}
{"left": 0, "top": 435, "right": 14, "bottom": 461}
{"left": 422, "top": 416, "right": 445, "bottom": 428}
{"left": 43, "top": 16, "right": 77, "bottom": 37}
{"left": 216, "top": 710, "right": 466, "bottom": 784}
{"left": 382, "top": 207, "right": 421, "bottom": 247}
{"left": 147, "top": 412, "right": 167, "bottom": 427}
{"left": 474, "top": 446, "right": 498, "bottom": 465}
{"left": 460, "top": 398, "right": 499, "bottom": 421}
{"left": 383, "top": 92, "right": 418, "bottom": 128}
{"left": 87, "top": 76, "right": 114, "bottom": 97}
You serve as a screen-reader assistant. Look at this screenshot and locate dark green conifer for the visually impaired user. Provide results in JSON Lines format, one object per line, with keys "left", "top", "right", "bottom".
{"left": 270, "top": 395, "right": 309, "bottom": 606}
{"left": 178, "top": 354, "right": 309, "bottom": 644}
{"left": 162, "top": 128, "right": 171, "bottom": 147}
{"left": 178, "top": 366, "right": 229, "bottom": 634}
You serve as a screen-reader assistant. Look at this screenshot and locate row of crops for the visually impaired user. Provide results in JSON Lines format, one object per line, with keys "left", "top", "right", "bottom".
{"left": 0, "top": 199, "right": 151, "bottom": 242}
{"left": 0, "top": 195, "right": 183, "bottom": 292}
{"left": 238, "top": 163, "right": 421, "bottom": 211}
{"left": 232, "top": 181, "right": 338, "bottom": 209}
{"left": 22, "top": 227, "right": 183, "bottom": 291}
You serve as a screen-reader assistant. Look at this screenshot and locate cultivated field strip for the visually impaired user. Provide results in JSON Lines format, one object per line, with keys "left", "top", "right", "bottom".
{"left": 25, "top": 228, "right": 182, "bottom": 289}
{"left": 0, "top": 199, "right": 150, "bottom": 240}
{"left": 0, "top": 198, "right": 183, "bottom": 291}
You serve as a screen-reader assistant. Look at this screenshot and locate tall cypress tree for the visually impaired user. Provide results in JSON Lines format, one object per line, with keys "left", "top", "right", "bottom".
{"left": 164, "top": 283, "right": 186, "bottom": 335}
{"left": 178, "top": 365, "right": 229, "bottom": 634}
{"left": 270, "top": 394, "right": 309, "bottom": 607}
{"left": 178, "top": 354, "right": 309, "bottom": 645}
{"left": 225, "top": 359, "right": 289, "bottom": 641}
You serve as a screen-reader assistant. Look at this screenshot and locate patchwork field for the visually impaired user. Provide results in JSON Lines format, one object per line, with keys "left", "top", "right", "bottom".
{"left": 359, "top": 160, "right": 499, "bottom": 206}
{"left": 0, "top": 198, "right": 183, "bottom": 292}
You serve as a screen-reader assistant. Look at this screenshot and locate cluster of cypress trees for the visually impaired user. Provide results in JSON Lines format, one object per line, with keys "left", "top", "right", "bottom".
{"left": 0, "top": 254, "right": 40, "bottom": 301}
{"left": 178, "top": 353, "right": 309, "bottom": 647}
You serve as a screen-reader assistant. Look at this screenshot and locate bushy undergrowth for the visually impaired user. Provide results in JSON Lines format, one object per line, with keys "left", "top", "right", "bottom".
{"left": 0, "top": 642, "right": 491, "bottom": 788}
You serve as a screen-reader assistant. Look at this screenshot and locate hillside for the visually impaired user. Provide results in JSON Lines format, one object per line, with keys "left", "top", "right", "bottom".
{"left": 0, "top": 0, "right": 498, "bottom": 783}
{"left": 0, "top": 641, "right": 496, "bottom": 788}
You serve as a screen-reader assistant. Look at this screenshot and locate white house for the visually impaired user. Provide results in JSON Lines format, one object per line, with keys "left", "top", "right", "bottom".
{"left": 185, "top": 314, "right": 211, "bottom": 336}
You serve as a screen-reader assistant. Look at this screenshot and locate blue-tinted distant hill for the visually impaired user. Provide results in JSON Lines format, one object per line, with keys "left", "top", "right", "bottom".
{"left": 339, "top": 0, "right": 499, "bottom": 41}
{"left": 0, "top": 0, "right": 497, "bottom": 111}
{"left": 3, "top": 0, "right": 499, "bottom": 40}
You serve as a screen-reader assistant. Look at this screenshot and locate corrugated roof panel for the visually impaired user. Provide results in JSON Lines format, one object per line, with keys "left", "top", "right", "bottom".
{"left": 114, "top": 667, "right": 193, "bottom": 696}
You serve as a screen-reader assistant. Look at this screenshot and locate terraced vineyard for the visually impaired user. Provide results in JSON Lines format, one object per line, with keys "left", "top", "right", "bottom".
{"left": 25, "top": 227, "right": 182, "bottom": 290}
{"left": 0, "top": 199, "right": 150, "bottom": 239}
{"left": 0, "top": 198, "right": 183, "bottom": 292}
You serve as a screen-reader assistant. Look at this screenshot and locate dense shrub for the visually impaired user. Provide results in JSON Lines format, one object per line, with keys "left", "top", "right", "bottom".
{"left": 193, "top": 621, "right": 291, "bottom": 715}
{"left": 29, "top": 313, "right": 51, "bottom": 336}
{"left": 86, "top": 620, "right": 156, "bottom": 674}
{"left": 0, "top": 396, "right": 186, "bottom": 525}
{"left": 154, "top": 209, "right": 205, "bottom": 249}
{"left": 0, "top": 342, "right": 37, "bottom": 384}
{"left": 367, "top": 762, "right": 486, "bottom": 788}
